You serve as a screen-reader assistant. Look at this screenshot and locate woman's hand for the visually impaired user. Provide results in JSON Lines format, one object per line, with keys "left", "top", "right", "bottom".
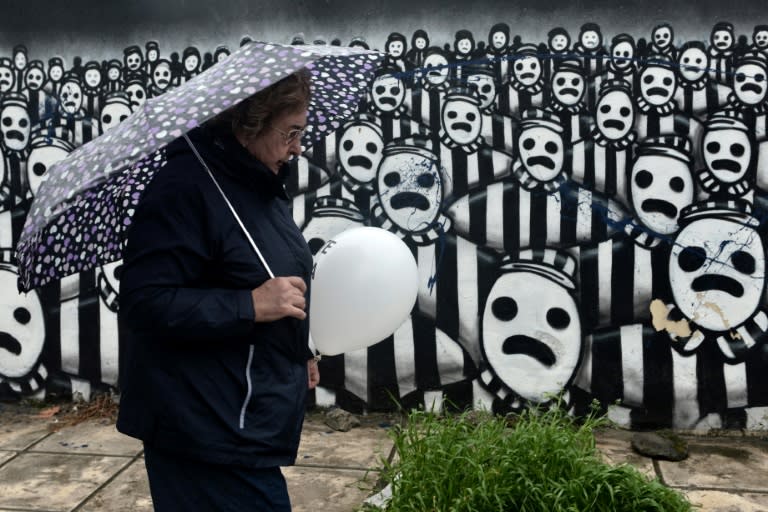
{"left": 307, "top": 358, "right": 320, "bottom": 389}
{"left": 251, "top": 276, "right": 307, "bottom": 321}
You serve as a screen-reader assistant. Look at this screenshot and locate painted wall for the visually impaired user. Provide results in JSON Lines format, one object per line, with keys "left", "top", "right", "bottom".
{"left": 2, "top": 2, "right": 768, "bottom": 431}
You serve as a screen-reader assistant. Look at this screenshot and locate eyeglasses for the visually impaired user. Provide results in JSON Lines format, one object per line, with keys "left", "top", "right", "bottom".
{"left": 271, "top": 125, "right": 306, "bottom": 145}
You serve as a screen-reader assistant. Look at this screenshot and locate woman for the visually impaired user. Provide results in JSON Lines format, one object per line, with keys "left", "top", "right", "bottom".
{"left": 117, "top": 69, "right": 319, "bottom": 511}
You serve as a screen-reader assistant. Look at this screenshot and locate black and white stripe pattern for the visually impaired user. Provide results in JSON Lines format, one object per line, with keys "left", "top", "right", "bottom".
{"left": 480, "top": 112, "right": 517, "bottom": 155}
{"left": 569, "top": 138, "right": 633, "bottom": 207}
{"left": 406, "top": 86, "right": 445, "bottom": 134}
{"left": 674, "top": 82, "right": 732, "bottom": 120}
{"left": 438, "top": 144, "right": 513, "bottom": 204}
{"left": 497, "top": 85, "right": 545, "bottom": 117}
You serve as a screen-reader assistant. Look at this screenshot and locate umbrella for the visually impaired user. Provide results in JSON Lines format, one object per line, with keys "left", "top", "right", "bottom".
{"left": 16, "top": 41, "right": 384, "bottom": 292}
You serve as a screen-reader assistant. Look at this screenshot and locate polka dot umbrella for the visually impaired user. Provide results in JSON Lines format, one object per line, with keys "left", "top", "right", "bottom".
{"left": 16, "top": 41, "right": 384, "bottom": 292}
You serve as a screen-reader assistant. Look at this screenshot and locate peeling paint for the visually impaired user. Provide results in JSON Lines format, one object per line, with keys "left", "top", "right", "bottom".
{"left": 650, "top": 299, "right": 692, "bottom": 338}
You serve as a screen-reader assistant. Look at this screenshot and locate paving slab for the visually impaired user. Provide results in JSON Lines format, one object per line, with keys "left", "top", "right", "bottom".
{"left": 0, "top": 450, "right": 16, "bottom": 466}
{"left": 284, "top": 465, "right": 378, "bottom": 512}
{"left": 593, "top": 428, "right": 656, "bottom": 478}
{"left": 658, "top": 437, "right": 768, "bottom": 492}
{"left": 78, "top": 458, "right": 153, "bottom": 512}
{"left": 683, "top": 489, "right": 768, "bottom": 511}
{"left": 297, "top": 417, "right": 393, "bottom": 470}
{"left": 31, "top": 420, "right": 142, "bottom": 457}
{"left": 0, "top": 452, "right": 131, "bottom": 511}
{"left": 0, "top": 420, "right": 51, "bottom": 451}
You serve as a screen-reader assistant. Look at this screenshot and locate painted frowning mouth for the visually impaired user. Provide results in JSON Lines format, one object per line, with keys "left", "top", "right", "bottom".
{"left": 348, "top": 155, "right": 373, "bottom": 169}
{"left": 6, "top": 130, "right": 25, "bottom": 141}
{"left": 0, "top": 332, "right": 22, "bottom": 356}
{"left": 526, "top": 156, "right": 555, "bottom": 169}
{"left": 603, "top": 119, "right": 626, "bottom": 130}
{"left": 712, "top": 159, "right": 743, "bottom": 174}
{"left": 647, "top": 87, "right": 669, "bottom": 97}
{"left": 559, "top": 88, "right": 579, "bottom": 97}
{"left": 501, "top": 335, "right": 556, "bottom": 367}
{"left": 741, "top": 83, "right": 763, "bottom": 95}
{"left": 641, "top": 198, "right": 678, "bottom": 218}
{"left": 390, "top": 191, "right": 429, "bottom": 210}
{"left": 450, "top": 122, "right": 472, "bottom": 133}
{"left": 378, "top": 96, "right": 397, "bottom": 106}
{"left": 692, "top": 274, "right": 744, "bottom": 297}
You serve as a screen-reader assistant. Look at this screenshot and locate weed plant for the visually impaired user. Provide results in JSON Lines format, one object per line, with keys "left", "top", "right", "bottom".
{"left": 377, "top": 404, "right": 693, "bottom": 512}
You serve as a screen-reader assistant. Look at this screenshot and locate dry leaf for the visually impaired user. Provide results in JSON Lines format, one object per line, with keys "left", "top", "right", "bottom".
{"left": 38, "top": 405, "right": 61, "bottom": 418}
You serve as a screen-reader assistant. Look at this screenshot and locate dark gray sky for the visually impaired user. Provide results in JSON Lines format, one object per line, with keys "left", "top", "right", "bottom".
{"left": 3, "top": 0, "right": 766, "bottom": 61}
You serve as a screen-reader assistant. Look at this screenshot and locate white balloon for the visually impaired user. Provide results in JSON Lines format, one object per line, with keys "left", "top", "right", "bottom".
{"left": 310, "top": 227, "right": 418, "bottom": 356}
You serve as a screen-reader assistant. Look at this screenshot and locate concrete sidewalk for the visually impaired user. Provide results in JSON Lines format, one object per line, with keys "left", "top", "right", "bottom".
{"left": 0, "top": 405, "right": 767, "bottom": 511}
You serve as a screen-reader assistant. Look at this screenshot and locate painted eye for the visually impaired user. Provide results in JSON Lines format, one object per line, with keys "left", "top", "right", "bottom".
{"left": 516, "top": 62, "right": 523, "bottom": 71}
{"left": 706, "top": 141, "right": 721, "bottom": 153}
{"left": 14, "top": 307, "right": 31, "bottom": 325}
{"left": 366, "top": 142, "right": 377, "bottom": 153}
{"left": 600, "top": 104, "right": 611, "bottom": 113}
{"left": 447, "top": 111, "right": 458, "bottom": 119}
{"left": 678, "top": 246, "right": 707, "bottom": 272}
{"left": 384, "top": 172, "right": 400, "bottom": 187}
{"left": 546, "top": 308, "right": 571, "bottom": 329}
{"left": 481, "top": 84, "right": 492, "bottom": 93}
{"left": 19, "top": 119, "right": 28, "bottom": 128}
{"left": 307, "top": 238, "right": 325, "bottom": 254}
{"left": 683, "top": 57, "right": 690, "bottom": 63}
{"left": 390, "top": 86, "right": 401, "bottom": 95}
{"left": 736, "top": 73, "right": 746, "bottom": 83}
{"left": 732, "top": 250, "right": 756, "bottom": 274}
{"left": 492, "top": 296, "right": 518, "bottom": 321}
{"left": 731, "top": 143, "right": 745, "bottom": 157}
{"left": 643, "top": 75, "right": 654, "bottom": 84}
{"left": 620, "top": 107, "right": 631, "bottom": 116}
{"left": 669, "top": 177, "right": 685, "bottom": 192}
{"left": 522, "top": 138, "right": 535, "bottom": 150}
{"left": 467, "top": 112, "right": 476, "bottom": 121}
{"left": 103, "top": 114, "right": 112, "bottom": 124}
{"left": 663, "top": 77, "right": 673, "bottom": 86}
{"left": 635, "top": 170, "right": 653, "bottom": 188}
{"left": 571, "top": 78, "right": 580, "bottom": 86}
{"left": 545, "top": 141, "right": 558, "bottom": 154}
{"left": 417, "top": 173, "right": 435, "bottom": 188}
{"left": 557, "top": 77, "right": 566, "bottom": 86}
{"left": 33, "top": 162, "right": 46, "bottom": 176}
{"left": 756, "top": 74, "right": 766, "bottom": 83}
{"left": 2, "top": 117, "right": 11, "bottom": 127}
{"left": 343, "top": 140, "right": 353, "bottom": 151}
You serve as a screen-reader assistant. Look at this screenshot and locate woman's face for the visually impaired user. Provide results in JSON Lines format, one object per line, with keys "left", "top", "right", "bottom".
{"left": 243, "top": 108, "right": 307, "bottom": 174}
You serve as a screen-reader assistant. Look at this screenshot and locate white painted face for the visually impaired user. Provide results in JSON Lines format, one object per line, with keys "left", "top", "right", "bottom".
{"left": 423, "top": 53, "right": 449, "bottom": 86}
{"left": 711, "top": 29, "right": 733, "bottom": 50}
{"left": 456, "top": 38, "right": 473, "bottom": 56}
{"left": 653, "top": 26, "right": 673, "bottom": 49}
{"left": 388, "top": 40, "right": 404, "bottom": 57}
{"left": 733, "top": 63, "right": 767, "bottom": 106}
{"left": 492, "top": 31, "right": 507, "bottom": 49}
{"left": 147, "top": 49, "right": 158, "bottom": 62}
{"left": 703, "top": 128, "right": 751, "bottom": 184}
{"left": 630, "top": 154, "right": 693, "bottom": 234}
{"left": 371, "top": 75, "right": 405, "bottom": 113}
{"left": 107, "top": 67, "right": 120, "bottom": 81}
{"left": 100, "top": 100, "right": 132, "bottom": 132}
{"left": 552, "top": 69, "right": 585, "bottom": 106}
{"left": 0, "top": 266, "right": 46, "bottom": 381}
{"left": 184, "top": 54, "right": 199, "bottom": 72}
{"left": 755, "top": 30, "right": 768, "bottom": 49}
{"left": 125, "top": 83, "right": 147, "bottom": 111}
{"left": 27, "top": 142, "right": 70, "bottom": 197}
{"left": 376, "top": 149, "right": 442, "bottom": 232}
{"left": 14, "top": 53, "right": 26, "bottom": 70}
{"left": 302, "top": 208, "right": 366, "bottom": 255}
{"left": 581, "top": 30, "right": 600, "bottom": 50}
{"left": 467, "top": 73, "right": 497, "bottom": 111}
{"left": 678, "top": 47, "right": 708, "bottom": 82}
{"left": 49, "top": 65, "right": 63, "bottom": 81}
{"left": 670, "top": 216, "right": 765, "bottom": 331}
{"left": 1, "top": 105, "right": 30, "bottom": 151}
{"left": 24, "top": 68, "right": 44, "bottom": 91}
{"left": 551, "top": 34, "right": 569, "bottom": 52}
{"left": 152, "top": 62, "right": 172, "bottom": 90}
{"left": 337, "top": 122, "right": 384, "bottom": 184}
{"left": 640, "top": 65, "right": 677, "bottom": 105}
{"left": 414, "top": 37, "right": 428, "bottom": 50}
{"left": 611, "top": 41, "right": 634, "bottom": 70}
{"left": 481, "top": 270, "right": 581, "bottom": 402}
{"left": 442, "top": 97, "right": 482, "bottom": 145}
{"left": 84, "top": 68, "right": 101, "bottom": 88}
{"left": 518, "top": 126, "right": 564, "bottom": 182}
{"left": 512, "top": 54, "right": 542, "bottom": 86}
{"left": 596, "top": 90, "right": 634, "bottom": 140}
{"left": 216, "top": 51, "right": 229, "bottom": 63}
{"left": 125, "top": 52, "right": 142, "bottom": 71}
{"left": 0, "top": 65, "right": 14, "bottom": 93}
{"left": 59, "top": 81, "right": 83, "bottom": 114}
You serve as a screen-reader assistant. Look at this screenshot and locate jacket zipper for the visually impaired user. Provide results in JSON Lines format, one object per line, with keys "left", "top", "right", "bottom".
{"left": 238, "top": 344, "right": 255, "bottom": 429}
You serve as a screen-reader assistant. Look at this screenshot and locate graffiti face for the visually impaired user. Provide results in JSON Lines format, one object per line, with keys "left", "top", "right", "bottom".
{"left": 512, "top": 54, "right": 542, "bottom": 86}
{"left": 147, "top": 48, "right": 159, "bottom": 62}
{"left": 491, "top": 31, "right": 507, "bottom": 49}
{"left": 467, "top": 73, "right": 497, "bottom": 111}
{"left": 414, "top": 37, "right": 428, "bottom": 50}
{"left": 24, "top": 67, "right": 45, "bottom": 91}
{"left": 27, "top": 142, "right": 70, "bottom": 197}
{"left": 0, "top": 266, "right": 46, "bottom": 384}
{"left": 183, "top": 54, "right": 199, "bottom": 73}
{"left": 711, "top": 29, "right": 733, "bottom": 50}
{"left": 456, "top": 38, "right": 473, "bottom": 56}
{"left": 107, "top": 66, "right": 121, "bottom": 81}
{"left": 640, "top": 65, "right": 676, "bottom": 105}
{"left": 703, "top": 129, "right": 751, "bottom": 184}
{"left": 49, "top": 64, "right": 63, "bottom": 82}
{"left": 678, "top": 46, "right": 708, "bottom": 82}
{"left": 733, "top": 63, "right": 767, "bottom": 106}
{"left": 59, "top": 81, "right": 83, "bottom": 114}
{"left": 371, "top": 75, "right": 405, "bottom": 113}
{"left": 125, "top": 82, "right": 147, "bottom": 111}
{"left": 653, "top": 26, "right": 673, "bottom": 49}
{"left": 0, "top": 64, "right": 14, "bottom": 93}
{"left": 337, "top": 122, "right": 384, "bottom": 184}
{"left": 670, "top": 216, "right": 765, "bottom": 331}
{"left": 100, "top": 99, "right": 132, "bottom": 132}
{"left": 302, "top": 207, "right": 366, "bottom": 255}
{"left": 581, "top": 29, "right": 601, "bottom": 50}
{"left": 377, "top": 148, "right": 442, "bottom": 232}
{"left": 611, "top": 41, "right": 634, "bottom": 70}
{"left": 152, "top": 61, "right": 172, "bottom": 91}
{"left": 518, "top": 126, "right": 564, "bottom": 182}
{"left": 1, "top": 105, "right": 30, "bottom": 151}
{"left": 13, "top": 52, "right": 26, "bottom": 70}
{"left": 125, "top": 51, "right": 142, "bottom": 71}
{"left": 630, "top": 154, "right": 693, "bottom": 234}
{"left": 481, "top": 271, "right": 581, "bottom": 402}
{"left": 423, "top": 53, "right": 449, "bottom": 87}
{"left": 755, "top": 29, "right": 768, "bottom": 49}
{"left": 552, "top": 69, "right": 584, "bottom": 106}
{"left": 84, "top": 68, "right": 101, "bottom": 88}
{"left": 596, "top": 90, "right": 634, "bottom": 140}
{"left": 387, "top": 40, "right": 404, "bottom": 58}
{"left": 550, "top": 34, "right": 569, "bottom": 52}
{"left": 441, "top": 97, "right": 482, "bottom": 145}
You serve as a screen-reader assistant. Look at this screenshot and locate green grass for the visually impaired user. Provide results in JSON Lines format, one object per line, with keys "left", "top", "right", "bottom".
{"left": 374, "top": 405, "right": 694, "bottom": 512}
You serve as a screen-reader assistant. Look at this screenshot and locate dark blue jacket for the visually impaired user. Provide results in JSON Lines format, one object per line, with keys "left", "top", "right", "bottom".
{"left": 116, "top": 125, "right": 314, "bottom": 468}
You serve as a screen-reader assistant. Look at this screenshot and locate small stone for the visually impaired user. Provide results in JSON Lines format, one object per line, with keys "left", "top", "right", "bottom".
{"left": 323, "top": 407, "right": 361, "bottom": 432}
{"left": 631, "top": 431, "right": 689, "bottom": 461}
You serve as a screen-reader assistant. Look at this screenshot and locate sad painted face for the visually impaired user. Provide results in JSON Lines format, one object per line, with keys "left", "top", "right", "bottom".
{"left": 512, "top": 55, "right": 542, "bottom": 86}
{"left": 703, "top": 128, "right": 751, "bottom": 184}
{"left": 640, "top": 65, "right": 677, "bottom": 105}
{"left": 733, "top": 63, "right": 767, "bottom": 106}
{"left": 596, "top": 90, "right": 634, "bottom": 140}
{"left": 552, "top": 70, "right": 585, "bottom": 106}
{"left": 441, "top": 97, "right": 482, "bottom": 145}
{"left": 337, "top": 122, "right": 384, "bottom": 184}
{"left": 630, "top": 154, "right": 693, "bottom": 235}
{"left": 371, "top": 75, "right": 405, "bottom": 113}
{"left": 518, "top": 126, "right": 564, "bottom": 182}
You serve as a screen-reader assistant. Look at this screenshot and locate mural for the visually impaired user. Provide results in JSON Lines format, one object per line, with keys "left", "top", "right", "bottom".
{"left": 2, "top": 21, "right": 768, "bottom": 431}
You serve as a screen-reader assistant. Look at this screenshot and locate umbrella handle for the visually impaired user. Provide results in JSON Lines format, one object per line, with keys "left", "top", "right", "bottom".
{"left": 183, "top": 134, "right": 276, "bottom": 280}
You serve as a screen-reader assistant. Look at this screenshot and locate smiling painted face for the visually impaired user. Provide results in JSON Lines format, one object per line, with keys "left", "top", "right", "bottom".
{"left": 703, "top": 128, "right": 752, "bottom": 184}
{"left": 630, "top": 154, "right": 693, "bottom": 234}
{"left": 678, "top": 46, "right": 708, "bottom": 82}
{"left": 640, "top": 65, "right": 677, "bottom": 105}
{"left": 670, "top": 214, "right": 764, "bottom": 331}
{"left": 371, "top": 74, "right": 405, "bottom": 113}
{"left": 596, "top": 89, "right": 634, "bottom": 140}
{"left": 733, "top": 62, "right": 767, "bottom": 106}
{"left": 552, "top": 69, "right": 585, "bottom": 106}
{"left": 481, "top": 269, "right": 581, "bottom": 402}
{"left": 518, "top": 126, "right": 564, "bottom": 182}
{"left": 377, "top": 147, "right": 442, "bottom": 232}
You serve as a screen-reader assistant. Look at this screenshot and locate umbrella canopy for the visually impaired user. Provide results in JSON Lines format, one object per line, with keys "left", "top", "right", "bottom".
{"left": 16, "top": 41, "right": 384, "bottom": 292}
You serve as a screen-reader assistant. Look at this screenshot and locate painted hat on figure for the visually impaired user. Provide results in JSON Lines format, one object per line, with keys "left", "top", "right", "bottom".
{"left": 500, "top": 248, "right": 577, "bottom": 290}
{"left": 635, "top": 136, "right": 692, "bottom": 164}
{"left": 520, "top": 108, "right": 564, "bottom": 133}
